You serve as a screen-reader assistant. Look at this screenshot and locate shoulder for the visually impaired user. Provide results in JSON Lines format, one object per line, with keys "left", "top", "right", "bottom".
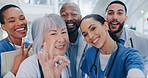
{"left": 125, "top": 28, "right": 148, "bottom": 40}
{"left": 0, "top": 39, "right": 12, "bottom": 52}
{"left": 85, "top": 46, "right": 98, "bottom": 57}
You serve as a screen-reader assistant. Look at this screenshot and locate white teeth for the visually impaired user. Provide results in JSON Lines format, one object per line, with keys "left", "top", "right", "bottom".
{"left": 93, "top": 38, "right": 99, "bottom": 43}
{"left": 112, "top": 23, "right": 118, "bottom": 25}
{"left": 16, "top": 28, "right": 25, "bottom": 31}
{"left": 56, "top": 46, "right": 64, "bottom": 48}
{"left": 67, "top": 24, "right": 73, "bottom": 26}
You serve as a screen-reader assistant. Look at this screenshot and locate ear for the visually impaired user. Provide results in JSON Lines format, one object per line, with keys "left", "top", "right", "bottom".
{"left": 104, "top": 16, "right": 106, "bottom": 20}
{"left": 1, "top": 24, "right": 6, "bottom": 31}
{"left": 125, "top": 16, "right": 128, "bottom": 21}
{"left": 104, "top": 22, "right": 109, "bottom": 31}
{"left": 80, "top": 15, "right": 82, "bottom": 20}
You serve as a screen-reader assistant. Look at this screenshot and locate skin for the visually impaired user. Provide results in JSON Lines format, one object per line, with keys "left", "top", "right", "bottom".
{"left": 105, "top": 3, "right": 128, "bottom": 37}
{"left": 60, "top": 2, "right": 82, "bottom": 43}
{"left": 1, "top": 7, "right": 28, "bottom": 45}
{"left": 80, "top": 18, "right": 117, "bottom": 54}
{"left": 38, "top": 26, "right": 70, "bottom": 78}
{"left": 1, "top": 7, "right": 32, "bottom": 75}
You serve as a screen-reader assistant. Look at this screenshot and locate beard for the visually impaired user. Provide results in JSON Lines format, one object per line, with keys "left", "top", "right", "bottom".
{"left": 108, "top": 20, "right": 125, "bottom": 34}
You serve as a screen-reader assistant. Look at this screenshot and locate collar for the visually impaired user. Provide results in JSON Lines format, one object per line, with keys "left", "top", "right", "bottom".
{"left": 119, "top": 28, "right": 126, "bottom": 42}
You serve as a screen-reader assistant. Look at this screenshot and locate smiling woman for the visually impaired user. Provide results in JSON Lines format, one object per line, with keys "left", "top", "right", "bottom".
{"left": 0, "top": 4, "right": 32, "bottom": 77}
{"left": 16, "top": 14, "right": 71, "bottom": 78}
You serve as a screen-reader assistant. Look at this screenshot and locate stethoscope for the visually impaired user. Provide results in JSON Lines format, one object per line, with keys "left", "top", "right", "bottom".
{"left": 90, "top": 42, "right": 119, "bottom": 78}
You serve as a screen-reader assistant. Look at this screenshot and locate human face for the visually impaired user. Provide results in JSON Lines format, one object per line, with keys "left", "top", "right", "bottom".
{"left": 106, "top": 4, "right": 127, "bottom": 33}
{"left": 1, "top": 7, "right": 27, "bottom": 39}
{"left": 80, "top": 18, "right": 108, "bottom": 49}
{"left": 60, "top": 4, "right": 82, "bottom": 35}
{"left": 44, "top": 26, "right": 69, "bottom": 56}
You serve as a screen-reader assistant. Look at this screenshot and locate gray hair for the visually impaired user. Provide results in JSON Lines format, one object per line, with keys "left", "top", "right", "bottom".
{"left": 31, "top": 14, "right": 66, "bottom": 54}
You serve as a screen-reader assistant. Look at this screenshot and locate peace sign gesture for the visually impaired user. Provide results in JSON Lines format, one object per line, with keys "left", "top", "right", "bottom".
{"left": 38, "top": 41, "right": 70, "bottom": 78}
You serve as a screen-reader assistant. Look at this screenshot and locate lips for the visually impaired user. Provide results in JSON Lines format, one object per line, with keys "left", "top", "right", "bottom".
{"left": 15, "top": 27, "right": 26, "bottom": 33}
{"left": 110, "top": 22, "right": 120, "bottom": 28}
{"left": 55, "top": 45, "right": 65, "bottom": 49}
{"left": 67, "top": 23, "right": 74, "bottom": 29}
{"left": 91, "top": 36, "right": 100, "bottom": 45}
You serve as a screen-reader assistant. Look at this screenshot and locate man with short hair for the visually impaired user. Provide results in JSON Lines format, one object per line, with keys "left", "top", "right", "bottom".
{"left": 105, "top": 0, "right": 148, "bottom": 75}
{"left": 60, "top": 2, "right": 90, "bottom": 78}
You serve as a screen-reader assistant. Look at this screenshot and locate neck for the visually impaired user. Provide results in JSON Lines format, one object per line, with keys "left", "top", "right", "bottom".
{"left": 100, "top": 33, "right": 117, "bottom": 55}
{"left": 69, "top": 32, "right": 78, "bottom": 43}
{"left": 6, "top": 36, "right": 22, "bottom": 46}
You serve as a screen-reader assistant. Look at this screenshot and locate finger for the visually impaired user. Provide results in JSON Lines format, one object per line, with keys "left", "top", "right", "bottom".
{"left": 20, "top": 41, "right": 26, "bottom": 55}
{"left": 24, "top": 43, "right": 33, "bottom": 55}
{"left": 43, "top": 42, "right": 48, "bottom": 62}
{"left": 48, "top": 40, "right": 56, "bottom": 60}
{"left": 54, "top": 56, "right": 70, "bottom": 71}
{"left": 38, "top": 52, "right": 43, "bottom": 66}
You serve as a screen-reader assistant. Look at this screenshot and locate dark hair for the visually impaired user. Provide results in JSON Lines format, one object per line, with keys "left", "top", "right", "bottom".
{"left": 80, "top": 14, "right": 120, "bottom": 43}
{"left": 0, "top": 4, "right": 21, "bottom": 24}
{"left": 105, "top": 1, "right": 127, "bottom": 15}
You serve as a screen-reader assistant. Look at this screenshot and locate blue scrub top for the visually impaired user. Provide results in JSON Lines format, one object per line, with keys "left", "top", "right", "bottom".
{"left": 81, "top": 43, "right": 144, "bottom": 78}
{"left": 0, "top": 39, "right": 30, "bottom": 77}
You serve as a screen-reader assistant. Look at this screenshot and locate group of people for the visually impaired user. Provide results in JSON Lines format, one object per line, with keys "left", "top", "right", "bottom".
{"left": 0, "top": 0, "right": 148, "bottom": 78}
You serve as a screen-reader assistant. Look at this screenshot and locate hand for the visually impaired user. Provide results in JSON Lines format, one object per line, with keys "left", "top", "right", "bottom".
{"left": 38, "top": 42, "right": 70, "bottom": 78}
{"left": 11, "top": 42, "right": 32, "bottom": 76}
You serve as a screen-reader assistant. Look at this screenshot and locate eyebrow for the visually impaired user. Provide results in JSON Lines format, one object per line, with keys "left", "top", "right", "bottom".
{"left": 108, "top": 9, "right": 124, "bottom": 12}
{"left": 61, "top": 28, "right": 67, "bottom": 31}
{"left": 82, "top": 24, "right": 95, "bottom": 34}
{"left": 8, "top": 17, "right": 14, "bottom": 20}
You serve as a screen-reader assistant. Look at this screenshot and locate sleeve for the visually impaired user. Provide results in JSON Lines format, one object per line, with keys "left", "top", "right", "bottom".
{"left": 3, "top": 71, "right": 15, "bottom": 78}
{"left": 81, "top": 55, "right": 89, "bottom": 75}
{"left": 125, "top": 50, "right": 145, "bottom": 74}
{"left": 127, "top": 68, "right": 145, "bottom": 78}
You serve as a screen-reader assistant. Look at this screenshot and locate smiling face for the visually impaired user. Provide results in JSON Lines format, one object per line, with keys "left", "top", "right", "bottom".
{"left": 44, "top": 26, "right": 69, "bottom": 56}
{"left": 80, "top": 18, "right": 108, "bottom": 49}
{"left": 60, "top": 3, "right": 82, "bottom": 35}
{"left": 106, "top": 3, "right": 127, "bottom": 33}
{"left": 1, "top": 7, "right": 27, "bottom": 39}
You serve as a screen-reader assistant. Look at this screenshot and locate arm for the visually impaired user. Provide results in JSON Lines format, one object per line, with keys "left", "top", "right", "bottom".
{"left": 11, "top": 42, "right": 32, "bottom": 76}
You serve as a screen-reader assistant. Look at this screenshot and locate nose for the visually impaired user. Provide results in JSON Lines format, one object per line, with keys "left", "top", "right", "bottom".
{"left": 88, "top": 31, "right": 94, "bottom": 40}
{"left": 113, "top": 14, "right": 118, "bottom": 20}
{"left": 57, "top": 34, "right": 65, "bottom": 43}
{"left": 16, "top": 19, "right": 23, "bottom": 26}
{"left": 66, "top": 15, "right": 73, "bottom": 21}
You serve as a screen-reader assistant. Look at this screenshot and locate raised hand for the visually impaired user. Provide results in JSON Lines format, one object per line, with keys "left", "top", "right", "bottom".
{"left": 11, "top": 42, "right": 32, "bottom": 75}
{"left": 38, "top": 42, "right": 70, "bottom": 78}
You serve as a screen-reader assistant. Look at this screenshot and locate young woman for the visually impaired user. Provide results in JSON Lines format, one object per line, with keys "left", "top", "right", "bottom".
{"left": 80, "top": 14, "right": 145, "bottom": 78}
{"left": 0, "top": 4, "right": 32, "bottom": 77}
{"left": 16, "top": 14, "right": 70, "bottom": 78}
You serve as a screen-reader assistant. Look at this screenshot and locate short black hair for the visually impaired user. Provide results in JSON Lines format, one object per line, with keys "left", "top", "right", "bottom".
{"left": 80, "top": 14, "right": 120, "bottom": 43}
{"left": 105, "top": 1, "right": 127, "bottom": 15}
{"left": 0, "top": 4, "right": 21, "bottom": 24}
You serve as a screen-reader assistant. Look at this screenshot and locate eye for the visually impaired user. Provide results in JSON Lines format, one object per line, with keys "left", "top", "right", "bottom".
{"left": 9, "top": 20, "right": 15, "bottom": 23}
{"left": 91, "top": 27, "right": 96, "bottom": 31}
{"left": 118, "top": 12, "right": 123, "bottom": 15}
{"left": 108, "top": 12, "right": 113, "bottom": 15}
{"left": 62, "top": 14, "right": 67, "bottom": 17}
{"left": 20, "top": 17, "right": 25, "bottom": 20}
{"left": 83, "top": 33, "right": 88, "bottom": 37}
{"left": 51, "top": 33, "right": 57, "bottom": 35}
{"left": 72, "top": 14, "right": 77, "bottom": 16}
{"left": 62, "top": 31, "right": 67, "bottom": 34}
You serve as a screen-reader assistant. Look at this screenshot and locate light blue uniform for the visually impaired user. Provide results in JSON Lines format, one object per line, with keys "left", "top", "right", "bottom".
{"left": 0, "top": 39, "right": 30, "bottom": 77}
{"left": 81, "top": 43, "right": 144, "bottom": 78}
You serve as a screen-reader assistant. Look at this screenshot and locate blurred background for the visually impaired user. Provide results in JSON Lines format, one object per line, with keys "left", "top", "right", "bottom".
{"left": 0, "top": 0, "right": 148, "bottom": 42}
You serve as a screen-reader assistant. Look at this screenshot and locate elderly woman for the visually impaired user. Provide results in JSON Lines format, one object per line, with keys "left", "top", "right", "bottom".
{"left": 16, "top": 14, "right": 70, "bottom": 78}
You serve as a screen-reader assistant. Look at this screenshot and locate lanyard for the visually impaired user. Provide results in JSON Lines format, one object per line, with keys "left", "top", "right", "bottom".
{"left": 8, "top": 36, "right": 16, "bottom": 50}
